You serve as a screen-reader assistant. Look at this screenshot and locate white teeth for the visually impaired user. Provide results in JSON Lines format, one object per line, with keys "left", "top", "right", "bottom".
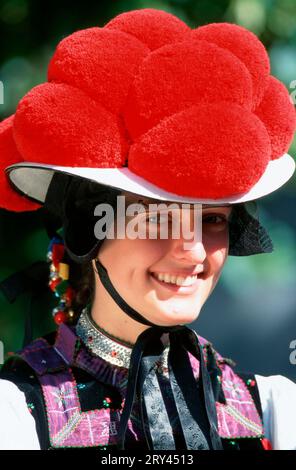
{"left": 176, "top": 276, "right": 196, "bottom": 286}
{"left": 154, "top": 273, "right": 198, "bottom": 286}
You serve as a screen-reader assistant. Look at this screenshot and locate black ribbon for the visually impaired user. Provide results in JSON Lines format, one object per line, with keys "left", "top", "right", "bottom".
{"left": 94, "top": 259, "right": 223, "bottom": 450}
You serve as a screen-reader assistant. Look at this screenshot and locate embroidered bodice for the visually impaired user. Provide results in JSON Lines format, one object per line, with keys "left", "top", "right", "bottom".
{"left": 0, "top": 314, "right": 267, "bottom": 450}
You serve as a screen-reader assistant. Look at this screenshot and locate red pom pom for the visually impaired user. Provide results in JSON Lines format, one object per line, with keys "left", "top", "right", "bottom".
{"left": 105, "top": 8, "right": 189, "bottom": 51}
{"left": 189, "top": 22, "right": 270, "bottom": 108}
{"left": 48, "top": 27, "right": 149, "bottom": 114}
{"left": 14, "top": 82, "right": 128, "bottom": 167}
{"left": 255, "top": 76, "right": 296, "bottom": 159}
{"left": 129, "top": 102, "right": 271, "bottom": 199}
{"left": 0, "top": 116, "right": 40, "bottom": 212}
{"left": 54, "top": 311, "right": 68, "bottom": 325}
{"left": 123, "top": 40, "right": 253, "bottom": 139}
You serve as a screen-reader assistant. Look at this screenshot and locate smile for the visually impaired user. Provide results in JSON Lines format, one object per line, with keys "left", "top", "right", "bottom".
{"left": 149, "top": 271, "right": 205, "bottom": 294}
{"left": 153, "top": 273, "right": 198, "bottom": 286}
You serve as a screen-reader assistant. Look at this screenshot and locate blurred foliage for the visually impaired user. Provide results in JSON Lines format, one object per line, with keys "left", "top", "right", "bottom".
{"left": 0, "top": 208, "right": 55, "bottom": 354}
{"left": 0, "top": 0, "right": 295, "bottom": 378}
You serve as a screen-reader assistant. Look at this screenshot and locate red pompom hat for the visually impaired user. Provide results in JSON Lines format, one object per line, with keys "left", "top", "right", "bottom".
{"left": 0, "top": 8, "right": 295, "bottom": 212}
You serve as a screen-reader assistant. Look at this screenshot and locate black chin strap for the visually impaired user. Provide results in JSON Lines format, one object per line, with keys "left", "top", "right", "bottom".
{"left": 94, "top": 258, "right": 223, "bottom": 450}
{"left": 95, "top": 259, "right": 164, "bottom": 328}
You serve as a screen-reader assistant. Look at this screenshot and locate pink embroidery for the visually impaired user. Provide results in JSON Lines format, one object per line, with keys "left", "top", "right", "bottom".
{"left": 40, "top": 369, "right": 119, "bottom": 447}
{"left": 188, "top": 338, "right": 263, "bottom": 438}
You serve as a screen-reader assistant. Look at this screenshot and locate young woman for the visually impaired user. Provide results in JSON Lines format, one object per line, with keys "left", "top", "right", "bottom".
{"left": 0, "top": 8, "right": 295, "bottom": 450}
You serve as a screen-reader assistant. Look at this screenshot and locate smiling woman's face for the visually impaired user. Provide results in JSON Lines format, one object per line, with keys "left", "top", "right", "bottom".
{"left": 96, "top": 194, "right": 232, "bottom": 327}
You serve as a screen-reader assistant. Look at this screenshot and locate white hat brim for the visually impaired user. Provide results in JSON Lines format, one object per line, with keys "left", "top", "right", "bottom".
{"left": 6, "top": 153, "right": 295, "bottom": 205}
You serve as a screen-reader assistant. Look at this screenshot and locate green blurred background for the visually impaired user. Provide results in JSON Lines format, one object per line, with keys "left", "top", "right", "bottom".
{"left": 0, "top": 0, "right": 296, "bottom": 379}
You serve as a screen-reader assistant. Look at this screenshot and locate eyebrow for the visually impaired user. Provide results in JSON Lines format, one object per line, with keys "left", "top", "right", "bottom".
{"left": 202, "top": 205, "right": 232, "bottom": 210}
{"left": 127, "top": 198, "right": 232, "bottom": 210}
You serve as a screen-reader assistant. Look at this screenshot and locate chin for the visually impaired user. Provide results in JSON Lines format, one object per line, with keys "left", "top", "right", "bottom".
{"left": 149, "top": 305, "right": 202, "bottom": 326}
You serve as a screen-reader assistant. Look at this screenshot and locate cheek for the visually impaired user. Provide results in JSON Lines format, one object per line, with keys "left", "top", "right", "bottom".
{"left": 211, "top": 249, "right": 227, "bottom": 276}
{"left": 99, "top": 237, "right": 168, "bottom": 279}
{"left": 203, "top": 229, "right": 229, "bottom": 275}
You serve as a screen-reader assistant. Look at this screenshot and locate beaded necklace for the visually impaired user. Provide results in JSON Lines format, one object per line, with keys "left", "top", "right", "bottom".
{"left": 76, "top": 307, "right": 170, "bottom": 372}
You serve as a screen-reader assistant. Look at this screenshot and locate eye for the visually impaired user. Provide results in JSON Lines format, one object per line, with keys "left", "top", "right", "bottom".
{"left": 146, "top": 213, "right": 169, "bottom": 224}
{"left": 203, "top": 214, "right": 227, "bottom": 224}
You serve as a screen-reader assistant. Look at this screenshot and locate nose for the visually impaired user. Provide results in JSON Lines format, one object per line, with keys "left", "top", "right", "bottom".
{"left": 170, "top": 237, "right": 207, "bottom": 264}
{"left": 169, "top": 205, "right": 206, "bottom": 264}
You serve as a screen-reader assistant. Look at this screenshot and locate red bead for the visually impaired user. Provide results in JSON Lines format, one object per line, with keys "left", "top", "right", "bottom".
{"left": 250, "top": 380, "right": 256, "bottom": 387}
{"left": 261, "top": 438, "right": 272, "bottom": 450}
{"left": 105, "top": 397, "right": 112, "bottom": 404}
{"left": 111, "top": 351, "right": 118, "bottom": 357}
{"left": 54, "top": 311, "right": 67, "bottom": 324}
{"left": 49, "top": 278, "right": 61, "bottom": 291}
{"left": 65, "top": 286, "right": 74, "bottom": 305}
{"left": 52, "top": 244, "right": 65, "bottom": 268}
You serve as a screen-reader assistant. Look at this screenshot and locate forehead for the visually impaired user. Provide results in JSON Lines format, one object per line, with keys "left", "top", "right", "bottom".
{"left": 122, "top": 191, "right": 232, "bottom": 210}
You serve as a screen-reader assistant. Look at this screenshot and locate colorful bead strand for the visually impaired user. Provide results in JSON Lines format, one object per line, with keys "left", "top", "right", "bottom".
{"left": 47, "top": 232, "right": 76, "bottom": 325}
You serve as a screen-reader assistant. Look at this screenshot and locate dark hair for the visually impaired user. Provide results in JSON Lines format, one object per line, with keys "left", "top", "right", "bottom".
{"left": 43, "top": 173, "right": 119, "bottom": 321}
{"left": 67, "top": 259, "right": 95, "bottom": 319}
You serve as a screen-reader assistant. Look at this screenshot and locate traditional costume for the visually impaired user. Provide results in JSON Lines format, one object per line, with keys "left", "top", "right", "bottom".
{"left": 0, "top": 8, "right": 295, "bottom": 450}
